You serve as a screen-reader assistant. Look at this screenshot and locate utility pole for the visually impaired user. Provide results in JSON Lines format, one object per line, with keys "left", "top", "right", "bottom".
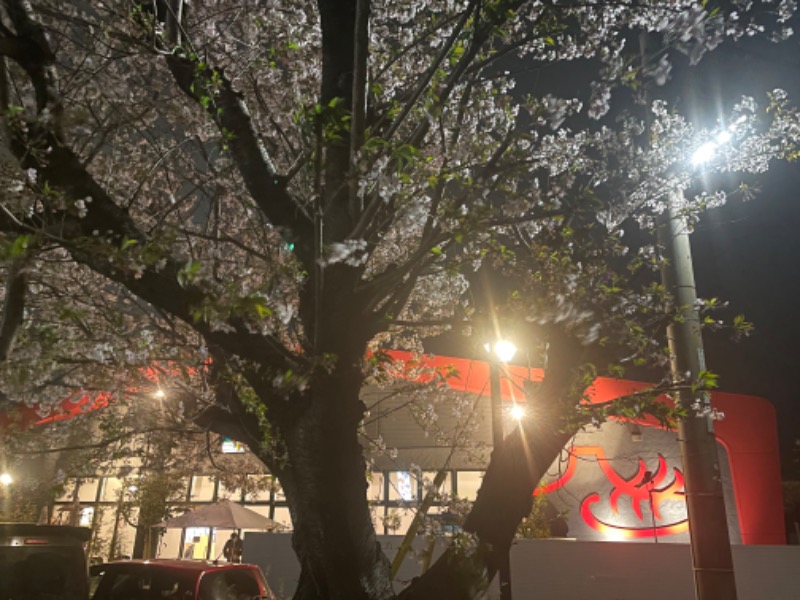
{"left": 489, "top": 359, "right": 512, "bottom": 600}
{"left": 657, "top": 198, "right": 738, "bottom": 600}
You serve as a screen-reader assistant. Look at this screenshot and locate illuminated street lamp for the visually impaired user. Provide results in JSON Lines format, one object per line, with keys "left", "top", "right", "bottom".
{"left": 486, "top": 340, "right": 518, "bottom": 364}
{"left": 691, "top": 128, "right": 734, "bottom": 167}
{"left": 659, "top": 133, "right": 737, "bottom": 600}
{"left": 0, "top": 472, "right": 12, "bottom": 518}
{"left": 485, "top": 338, "right": 517, "bottom": 600}
{"left": 485, "top": 339, "right": 517, "bottom": 449}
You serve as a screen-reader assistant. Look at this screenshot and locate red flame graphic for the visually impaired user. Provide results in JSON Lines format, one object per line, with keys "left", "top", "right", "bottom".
{"left": 535, "top": 446, "right": 688, "bottom": 539}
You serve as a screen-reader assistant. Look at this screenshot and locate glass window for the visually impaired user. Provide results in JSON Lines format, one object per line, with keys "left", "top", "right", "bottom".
{"left": 182, "top": 527, "right": 210, "bottom": 560}
{"left": 271, "top": 507, "right": 292, "bottom": 530}
{"left": 217, "top": 480, "right": 241, "bottom": 501}
{"left": 383, "top": 509, "right": 416, "bottom": 534}
{"left": 367, "top": 472, "right": 384, "bottom": 502}
{"left": 388, "top": 472, "right": 417, "bottom": 501}
{"left": 2, "top": 545, "right": 88, "bottom": 600}
{"left": 100, "top": 477, "right": 122, "bottom": 502}
{"left": 221, "top": 438, "right": 246, "bottom": 454}
{"left": 55, "top": 479, "right": 78, "bottom": 502}
{"left": 271, "top": 477, "right": 285, "bottom": 502}
{"left": 56, "top": 478, "right": 98, "bottom": 502}
{"left": 456, "top": 471, "right": 484, "bottom": 500}
{"left": 199, "top": 570, "right": 261, "bottom": 599}
{"left": 421, "top": 471, "right": 451, "bottom": 497}
{"left": 77, "top": 478, "right": 99, "bottom": 502}
{"left": 90, "top": 563, "right": 196, "bottom": 600}
{"left": 190, "top": 476, "right": 216, "bottom": 502}
{"left": 244, "top": 475, "right": 271, "bottom": 502}
{"left": 78, "top": 506, "right": 94, "bottom": 527}
{"left": 370, "top": 507, "right": 385, "bottom": 533}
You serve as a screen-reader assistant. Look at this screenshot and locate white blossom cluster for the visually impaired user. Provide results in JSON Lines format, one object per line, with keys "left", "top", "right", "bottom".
{"left": 0, "top": 0, "right": 798, "bottom": 446}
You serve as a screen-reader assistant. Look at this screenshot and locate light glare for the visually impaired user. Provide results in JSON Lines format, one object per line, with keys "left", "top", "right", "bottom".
{"left": 510, "top": 404, "right": 526, "bottom": 421}
{"left": 691, "top": 141, "right": 717, "bottom": 166}
{"left": 493, "top": 340, "right": 517, "bottom": 363}
{"left": 0, "top": 472, "right": 12, "bottom": 486}
{"left": 153, "top": 389, "right": 165, "bottom": 399}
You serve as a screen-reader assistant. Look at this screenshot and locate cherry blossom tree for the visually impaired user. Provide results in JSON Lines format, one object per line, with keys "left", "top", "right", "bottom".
{"left": 0, "top": 1, "right": 797, "bottom": 599}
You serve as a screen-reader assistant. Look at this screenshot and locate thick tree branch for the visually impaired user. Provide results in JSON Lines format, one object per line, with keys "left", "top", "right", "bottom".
{"left": 0, "top": 255, "right": 29, "bottom": 360}
{"left": 348, "top": 0, "right": 370, "bottom": 219}
{"left": 0, "top": 0, "right": 61, "bottom": 128}
{"left": 163, "top": 53, "right": 316, "bottom": 267}
{"left": 1, "top": 122, "right": 298, "bottom": 375}
{"left": 8, "top": 425, "right": 205, "bottom": 456}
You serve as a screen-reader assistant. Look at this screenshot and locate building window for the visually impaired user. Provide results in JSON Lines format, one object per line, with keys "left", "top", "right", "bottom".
{"left": 388, "top": 471, "right": 417, "bottom": 502}
{"left": 190, "top": 476, "right": 216, "bottom": 502}
{"left": 79, "top": 506, "right": 94, "bottom": 527}
{"left": 421, "top": 471, "right": 452, "bottom": 497}
{"left": 456, "top": 471, "right": 483, "bottom": 500}
{"left": 244, "top": 474, "right": 272, "bottom": 502}
{"left": 367, "top": 472, "right": 385, "bottom": 502}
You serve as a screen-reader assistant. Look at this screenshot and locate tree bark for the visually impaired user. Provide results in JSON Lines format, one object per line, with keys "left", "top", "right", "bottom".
{"left": 270, "top": 367, "right": 394, "bottom": 600}
{"left": 396, "top": 424, "right": 575, "bottom": 600}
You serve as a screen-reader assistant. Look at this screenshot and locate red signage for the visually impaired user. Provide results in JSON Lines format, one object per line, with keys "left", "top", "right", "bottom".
{"left": 535, "top": 446, "right": 689, "bottom": 539}
{"left": 387, "top": 351, "right": 786, "bottom": 545}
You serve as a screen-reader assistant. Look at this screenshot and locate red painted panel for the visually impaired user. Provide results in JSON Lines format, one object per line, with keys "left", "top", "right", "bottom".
{"left": 386, "top": 351, "right": 785, "bottom": 545}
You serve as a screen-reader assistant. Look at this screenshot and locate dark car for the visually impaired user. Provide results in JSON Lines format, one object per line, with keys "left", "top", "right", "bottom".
{"left": 0, "top": 523, "right": 92, "bottom": 600}
{"left": 89, "top": 559, "right": 275, "bottom": 600}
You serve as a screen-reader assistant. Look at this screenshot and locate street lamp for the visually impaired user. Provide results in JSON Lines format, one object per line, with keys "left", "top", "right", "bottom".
{"left": 485, "top": 339, "right": 517, "bottom": 449}
{"left": 485, "top": 338, "right": 516, "bottom": 600}
{"left": 659, "top": 135, "right": 737, "bottom": 600}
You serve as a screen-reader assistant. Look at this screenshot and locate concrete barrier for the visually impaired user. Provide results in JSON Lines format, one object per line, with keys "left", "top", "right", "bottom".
{"left": 244, "top": 535, "right": 800, "bottom": 599}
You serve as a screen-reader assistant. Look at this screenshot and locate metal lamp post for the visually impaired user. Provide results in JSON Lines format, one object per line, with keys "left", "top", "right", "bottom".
{"left": 0, "top": 472, "right": 12, "bottom": 517}
{"left": 486, "top": 339, "right": 517, "bottom": 600}
{"left": 657, "top": 195, "right": 737, "bottom": 600}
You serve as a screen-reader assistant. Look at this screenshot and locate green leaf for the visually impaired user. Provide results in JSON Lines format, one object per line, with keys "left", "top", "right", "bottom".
{"left": 177, "top": 260, "right": 201, "bottom": 287}
{"left": 8, "top": 235, "right": 30, "bottom": 258}
{"left": 120, "top": 237, "right": 138, "bottom": 250}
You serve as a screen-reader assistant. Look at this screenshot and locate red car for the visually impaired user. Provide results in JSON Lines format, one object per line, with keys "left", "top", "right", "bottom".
{"left": 89, "top": 559, "right": 275, "bottom": 600}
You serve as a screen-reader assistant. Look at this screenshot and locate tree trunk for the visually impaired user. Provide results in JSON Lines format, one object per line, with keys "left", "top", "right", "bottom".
{"left": 270, "top": 370, "right": 394, "bottom": 600}
{"left": 399, "top": 331, "right": 585, "bottom": 600}
{"left": 396, "top": 424, "right": 575, "bottom": 600}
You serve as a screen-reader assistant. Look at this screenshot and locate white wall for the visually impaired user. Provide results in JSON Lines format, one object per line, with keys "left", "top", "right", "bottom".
{"left": 244, "top": 535, "right": 800, "bottom": 600}
{"left": 507, "top": 540, "right": 800, "bottom": 600}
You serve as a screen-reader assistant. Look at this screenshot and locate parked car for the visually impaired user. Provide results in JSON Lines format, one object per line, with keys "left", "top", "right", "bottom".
{"left": 89, "top": 559, "right": 276, "bottom": 600}
{"left": 0, "top": 523, "right": 92, "bottom": 600}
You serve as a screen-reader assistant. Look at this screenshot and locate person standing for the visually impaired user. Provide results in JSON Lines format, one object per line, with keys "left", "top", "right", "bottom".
{"left": 222, "top": 532, "right": 243, "bottom": 563}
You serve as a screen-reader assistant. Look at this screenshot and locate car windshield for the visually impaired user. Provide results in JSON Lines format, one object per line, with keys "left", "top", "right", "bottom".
{"left": 0, "top": 546, "right": 87, "bottom": 600}
{"left": 91, "top": 565, "right": 264, "bottom": 600}
{"left": 91, "top": 565, "right": 197, "bottom": 600}
{"left": 198, "top": 570, "right": 261, "bottom": 600}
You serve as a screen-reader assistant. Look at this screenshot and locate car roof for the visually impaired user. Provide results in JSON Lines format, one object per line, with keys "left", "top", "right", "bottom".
{"left": 95, "top": 559, "right": 257, "bottom": 572}
{"left": 0, "top": 523, "right": 91, "bottom": 542}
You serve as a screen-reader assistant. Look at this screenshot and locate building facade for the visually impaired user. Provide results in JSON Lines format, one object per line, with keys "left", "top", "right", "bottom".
{"left": 44, "top": 351, "right": 784, "bottom": 560}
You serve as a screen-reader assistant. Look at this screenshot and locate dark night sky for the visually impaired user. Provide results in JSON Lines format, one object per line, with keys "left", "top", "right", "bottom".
{"left": 673, "top": 34, "right": 800, "bottom": 478}
{"left": 429, "top": 26, "right": 800, "bottom": 478}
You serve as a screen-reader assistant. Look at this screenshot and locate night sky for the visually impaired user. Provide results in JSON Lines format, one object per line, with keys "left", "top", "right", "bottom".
{"left": 674, "top": 34, "right": 800, "bottom": 479}
{"left": 429, "top": 26, "right": 800, "bottom": 479}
